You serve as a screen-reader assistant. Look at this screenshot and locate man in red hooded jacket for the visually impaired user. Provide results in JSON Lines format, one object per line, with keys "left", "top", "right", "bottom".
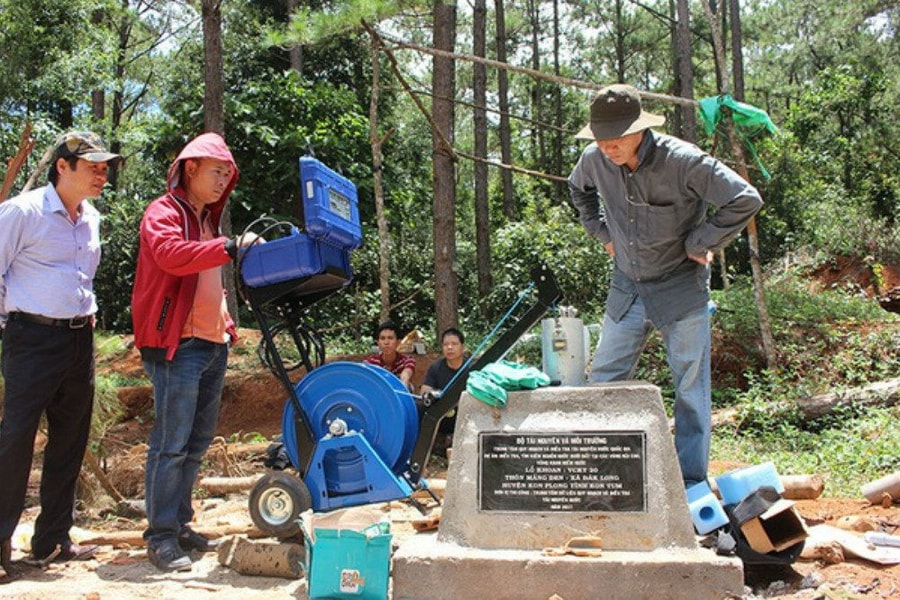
{"left": 131, "top": 132, "right": 258, "bottom": 571}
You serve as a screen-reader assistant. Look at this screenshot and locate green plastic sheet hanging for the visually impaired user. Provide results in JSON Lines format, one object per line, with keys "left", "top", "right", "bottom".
{"left": 698, "top": 94, "right": 778, "bottom": 179}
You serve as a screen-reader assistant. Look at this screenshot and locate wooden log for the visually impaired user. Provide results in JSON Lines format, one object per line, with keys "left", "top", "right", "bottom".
{"left": 861, "top": 471, "right": 900, "bottom": 505}
{"left": 79, "top": 524, "right": 268, "bottom": 548}
{"left": 712, "top": 377, "right": 900, "bottom": 428}
{"left": 796, "top": 377, "right": 900, "bottom": 420}
{"left": 217, "top": 535, "right": 304, "bottom": 579}
{"left": 228, "top": 441, "right": 271, "bottom": 459}
{"left": 780, "top": 474, "right": 825, "bottom": 500}
{"left": 198, "top": 475, "right": 263, "bottom": 495}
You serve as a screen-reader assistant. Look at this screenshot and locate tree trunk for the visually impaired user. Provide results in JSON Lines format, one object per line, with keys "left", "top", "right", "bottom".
{"left": 527, "top": 0, "right": 543, "bottom": 165}
{"left": 286, "top": 0, "right": 302, "bottom": 73}
{"left": 0, "top": 123, "right": 35, "bottom": 202}
{"left": 474, "top": 0, "right": 492, "bottom": 307}
{"left": 551, "top": 0, "right": 565, "bottom": 200}
{"left": 202, "top": 0, "right": 225, "bottom": 135}
{"left": 91, "top": 91, "right": 105, "bottom": 121}
{"left": 494, "top": 0, "right": 515, "bottom": 220}
{"left": 368, "top": 33, "right": 392, "bottom": 324}
{"left": 432, "top": 0, "right": 459, "bottom": 339}
{"left": 614, "top": 0, "right": 627, "bottom": 82}
{"left": 729, "top": 0, "right": 745, "bottom": 101}
{"left": 673, "top": 0, "right": 697, "bottom": 142}
{"left": 202, "top": 0, "right": 238, "bottom": 325}
{"left": 702, "top": 0, "right": 776, "bottom": 371}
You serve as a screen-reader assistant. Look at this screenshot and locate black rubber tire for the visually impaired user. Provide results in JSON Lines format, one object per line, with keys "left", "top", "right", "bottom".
{"left": 248, "top": 471, "right": 312, "bottom": 539}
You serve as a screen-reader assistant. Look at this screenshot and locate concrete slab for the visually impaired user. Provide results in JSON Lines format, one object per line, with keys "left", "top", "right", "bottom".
{"left": 392, "top": 533, "right": 745, "bottom": 600}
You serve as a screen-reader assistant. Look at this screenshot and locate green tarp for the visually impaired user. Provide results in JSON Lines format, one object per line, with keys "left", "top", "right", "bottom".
{"left": 698, "top": 94, "right": 778, "bottom": 179}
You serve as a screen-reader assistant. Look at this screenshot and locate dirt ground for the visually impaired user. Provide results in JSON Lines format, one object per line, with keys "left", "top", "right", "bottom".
{"left": 1, "top": 255, "right": 898, "bottom": 599}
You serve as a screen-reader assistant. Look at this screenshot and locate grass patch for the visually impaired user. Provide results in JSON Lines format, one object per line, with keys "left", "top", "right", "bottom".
{"left": 712, "top": 404, "right": 900, "bottom": 498}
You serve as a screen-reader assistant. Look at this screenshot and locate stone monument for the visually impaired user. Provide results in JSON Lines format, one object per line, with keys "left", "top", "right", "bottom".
{"left": 392, "top": 382, "right": 744, "bottom": 600}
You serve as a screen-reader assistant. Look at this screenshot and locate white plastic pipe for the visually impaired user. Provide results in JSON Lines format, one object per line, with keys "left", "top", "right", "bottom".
{"left": 864, "top": 531, "right": 900, "bottom": 548}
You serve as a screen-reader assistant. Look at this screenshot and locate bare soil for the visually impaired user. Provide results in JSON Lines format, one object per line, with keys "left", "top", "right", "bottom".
{"left": 2, "top": 255, "right": 899, "bottom": 599}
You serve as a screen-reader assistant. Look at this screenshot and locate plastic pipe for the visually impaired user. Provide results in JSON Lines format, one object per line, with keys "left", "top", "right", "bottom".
{"left": 860, "top": 471, "right": 900, "bottom": 505}
{"left": 864, "top": 531, "right": 900, "bottom": 548}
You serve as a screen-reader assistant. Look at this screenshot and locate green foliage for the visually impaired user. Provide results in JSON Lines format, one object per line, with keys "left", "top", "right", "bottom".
{"left": 712, "top": 405, "right": 900, "bottom": 498}
{"left": 708, "top": 266, "right": 900, "bottom": 497}
{"left": 489, "top": 202, "right": 612, "bottom": 324}
{"left": 93, "top": 190, "right": 146, "bottom": 331}
{"left": 747, "top": 5, "right": 900, "bottom": 262}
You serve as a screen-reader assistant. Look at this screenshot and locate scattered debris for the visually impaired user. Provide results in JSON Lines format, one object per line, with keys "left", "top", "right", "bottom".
{"left": 802, "top": 524, "right": 900, "bottom": 565}
{"left": 835, "top": 515, "right": 878, "bottom": 533}
{"left": 542, "top": 536, "right": 603, "bottom": 558}
{"left": 410, "top": 510, "right": 441, "bottom": 532}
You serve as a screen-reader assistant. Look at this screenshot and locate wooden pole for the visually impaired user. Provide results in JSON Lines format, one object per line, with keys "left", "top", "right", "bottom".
{"left": 702, "top": 0, "right": 777, "bottom": 371}
{"left": 1, "top": 123, "right": 36, "bottom": 202}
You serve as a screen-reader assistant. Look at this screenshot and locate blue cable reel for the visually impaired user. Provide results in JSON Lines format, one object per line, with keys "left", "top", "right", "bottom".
{"left": 281, "top": 361, "right": 420, "bottom": 510}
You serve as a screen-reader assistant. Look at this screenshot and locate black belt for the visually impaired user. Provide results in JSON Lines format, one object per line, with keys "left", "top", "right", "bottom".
{"left": 8, "top": 311, "right": 92, "bottom": 329}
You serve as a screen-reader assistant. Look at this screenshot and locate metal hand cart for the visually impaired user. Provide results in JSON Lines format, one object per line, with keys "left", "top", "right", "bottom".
{"left": 235, "top": 159, "right": 563, "bottom": 538}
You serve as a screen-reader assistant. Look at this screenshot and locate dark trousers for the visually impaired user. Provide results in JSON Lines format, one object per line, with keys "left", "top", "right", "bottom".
{"left": 0, "top": 319, "right": 94, "bottom": 557}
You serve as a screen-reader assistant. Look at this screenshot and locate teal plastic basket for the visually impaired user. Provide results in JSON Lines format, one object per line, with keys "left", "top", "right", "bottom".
{"left": 302, "top": 512, "right": 392, "bottom": 599}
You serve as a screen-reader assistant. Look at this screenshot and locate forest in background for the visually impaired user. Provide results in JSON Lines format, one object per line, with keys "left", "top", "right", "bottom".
{"left": 1, "top": 0, "right": 899, "bottom": 497}
{"left": 0, "top": 0, "right": 897, "bottom": 342}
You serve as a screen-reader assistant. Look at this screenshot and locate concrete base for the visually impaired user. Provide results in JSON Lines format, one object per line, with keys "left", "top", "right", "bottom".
{"left": 392, "top": 383, "right": 744, "bottom": 599}
{"left": 392, "top": 533, "right": 745, "bottom": 600}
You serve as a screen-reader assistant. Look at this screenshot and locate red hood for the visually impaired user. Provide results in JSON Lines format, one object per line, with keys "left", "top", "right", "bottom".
{"left": 166, "top": 132, "right": 240, "bottom": 228}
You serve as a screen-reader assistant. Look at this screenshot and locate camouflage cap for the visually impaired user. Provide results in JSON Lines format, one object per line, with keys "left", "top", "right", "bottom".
{"left": 52, "top": 131, "right": 123, "bottom": 165}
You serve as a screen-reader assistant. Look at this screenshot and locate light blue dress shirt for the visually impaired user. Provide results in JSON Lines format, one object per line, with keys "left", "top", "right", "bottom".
{"left": 0, "top": 184, "right": 101, "bottom": 325}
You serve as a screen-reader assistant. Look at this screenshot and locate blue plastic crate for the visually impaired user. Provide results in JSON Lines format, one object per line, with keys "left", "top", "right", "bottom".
{"left": 300, "top": 157, "right": 363, "bottom": 250}
{"left": 240, "top": 231, "right": 351, "bottom": 288}
{"left": 715, "top": 462, "right": 784, "bottom": 506}
{"left": 301, "top": 509, "right": 391, "bottom": 600}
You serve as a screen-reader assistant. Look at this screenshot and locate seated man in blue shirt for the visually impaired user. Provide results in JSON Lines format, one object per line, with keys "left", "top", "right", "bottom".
{"left": 568, "top": 84, "right": 762, "bottom": 488}
{"left": 0, "top": 131, "right": 122, "bottom": 581}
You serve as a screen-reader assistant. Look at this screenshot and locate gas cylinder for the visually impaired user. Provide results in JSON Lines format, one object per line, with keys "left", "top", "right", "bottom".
{"left": 541, "top": 306, "right": 588, "bottom": 386}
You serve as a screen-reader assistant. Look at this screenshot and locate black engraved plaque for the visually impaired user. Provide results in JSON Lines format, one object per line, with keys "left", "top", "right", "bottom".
{"left": 478, "top": 431, "right": 646, "bottom": 512}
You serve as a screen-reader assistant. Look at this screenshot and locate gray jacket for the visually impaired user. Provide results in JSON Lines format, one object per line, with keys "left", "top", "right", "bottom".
{"left": 568, "top": 130, "right": 762, "bottom": 325}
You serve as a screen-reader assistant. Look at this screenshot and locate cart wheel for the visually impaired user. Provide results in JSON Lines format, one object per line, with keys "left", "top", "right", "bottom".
{"left": 249, "top": 471, "right": 312, "bottom": 539}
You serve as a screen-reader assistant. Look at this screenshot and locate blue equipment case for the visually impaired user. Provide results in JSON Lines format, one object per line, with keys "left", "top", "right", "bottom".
{"left": 300, "top": 156, "right": 363, "bottom": 250}
{"left": 240, "top": 229, "right": 351, "bottom": 288}
{"left": 239, "top": 156, "right": 362, "bottom": 289}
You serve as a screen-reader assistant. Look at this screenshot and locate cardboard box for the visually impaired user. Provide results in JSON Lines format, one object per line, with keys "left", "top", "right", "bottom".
{"left": 739, "top": 498, "right": 809, "bottom": 553}
{"left": 301, "top": 507, "right": 392, "bottom": 600}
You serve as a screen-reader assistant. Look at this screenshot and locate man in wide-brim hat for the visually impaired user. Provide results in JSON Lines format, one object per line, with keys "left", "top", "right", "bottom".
{"left": 568, "top": 83, "right": 763, "bottom": 489}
